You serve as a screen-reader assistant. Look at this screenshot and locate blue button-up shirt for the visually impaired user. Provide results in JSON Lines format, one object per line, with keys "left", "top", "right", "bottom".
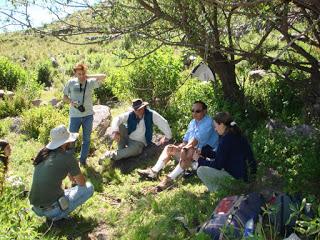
{"left": 183, "top": 114, "right": 218, "bottom": 150}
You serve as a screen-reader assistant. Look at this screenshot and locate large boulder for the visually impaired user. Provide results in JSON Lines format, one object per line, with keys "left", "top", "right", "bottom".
{"left": 93, "top": 105, "right": 111, "bottom": 138}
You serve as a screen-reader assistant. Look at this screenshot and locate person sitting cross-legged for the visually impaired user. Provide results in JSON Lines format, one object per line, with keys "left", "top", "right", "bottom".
{"left": 138, "top": 101, "right": 219, "bottom": 191}
{"left": 99, "top": 98, "right": 172, "bottom": 162}
{"left": 29, "top": 125, "right": 94, "bottom": 222}
{"left": 194, "top": 112, "right": 257, "bottom": 192}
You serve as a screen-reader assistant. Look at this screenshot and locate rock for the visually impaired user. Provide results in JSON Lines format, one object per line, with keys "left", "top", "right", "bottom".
{"left": 9, "top": 117, "right": 22, "bottom": 133}
{"left": 93, "top": 105, "right": 111, "bottom": 138}
{"left": 0, "top": 90, "right": 14, "bottom": 99}
{"left": 31, "top": 99, "right": 42, "bottom": 107}
{"left": 248, "top": 69, "right": 266, "bottom": 81}
{"left": 50, "top": 57, "right": 59, "bottom": 68}
{"left": 49, "top": 98, "right": 60, "bottom": 107}
{"left": 285, "top": 124, "right": 318, "bottom": 137}
{"left": 266, "top": 118, "right": 318, "bottom": 138}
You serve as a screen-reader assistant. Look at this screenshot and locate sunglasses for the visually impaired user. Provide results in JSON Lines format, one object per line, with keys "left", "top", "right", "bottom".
{"left": 191, "top": 109, "right": 203, "bottom": 113}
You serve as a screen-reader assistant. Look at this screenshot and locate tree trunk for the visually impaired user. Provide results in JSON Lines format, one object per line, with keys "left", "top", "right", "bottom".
{"left": 207, "top": 52, "right": 243, "bottom": 103}
{"left": 309, "top": 65, "right": 320, "bottom": 118}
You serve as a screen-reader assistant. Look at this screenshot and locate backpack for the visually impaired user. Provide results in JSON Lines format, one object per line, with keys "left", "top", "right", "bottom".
{"left": 201, "top": 192, "right": 265, "bottom": 240}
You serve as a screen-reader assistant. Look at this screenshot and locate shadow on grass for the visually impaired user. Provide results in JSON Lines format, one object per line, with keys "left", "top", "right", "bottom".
{"left": 120, "top": 188, "right": 215, "bottom": 240}
{"left": 37, "top": 214, "right": 99, "bottom": 239}
{"left": 84, "top": 165, "right": 105, "bottom": 193}
{"left": 111, "top": 142, "right": 167, "bottom": 174}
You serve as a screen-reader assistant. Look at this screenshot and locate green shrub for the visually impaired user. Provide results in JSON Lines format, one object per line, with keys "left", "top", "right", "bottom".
{"left": 36, "top": 60, "right": 52, "bottom": 87}
{"left": 252, "top": 127, "right": 320, "bottom": 195}
{"left": 21, "top": 105, "right": 68, "bottom": 144}
{"left": 0, "top": 187, "right": 40, "bottom": 239}
{"left": 94, "top": 82, "right": 116, "bottom": 104}
{"left": 128, "top": 48, "right": 183, "bottom": 108}
{"left": 0, "top": 57, "right": 27, "bottom": 90}
{"left": 246, "top": 70, "right": 305, "bottom": 124}
{"left": 0, "top": 118, "right": 12, "bottom": 138}
{"left": 0, "top": 91, "right": 30, "bottom": 118}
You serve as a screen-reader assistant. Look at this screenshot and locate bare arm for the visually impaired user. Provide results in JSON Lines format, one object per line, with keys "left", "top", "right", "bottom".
{"left": 73, "top": 173, "right": 86, "bottom": 186}
{"left": 87, "top": 73, "right": 106, "bottom": 82}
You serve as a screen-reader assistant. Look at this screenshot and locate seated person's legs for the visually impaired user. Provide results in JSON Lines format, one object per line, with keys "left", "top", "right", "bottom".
{"left": 138, "top": 144, "right": 180, "bottom": 179}
{"left": 113, "top": 139, "right": 144, "bottom": 160}
{"left": 197, "top": 166, "right": 232, "bottom": 192}
{"left": 118, "top": 124, "right": 129, "bottom": 149}
{"left": 157, "top": 147, "right": 195, "bottom": 191}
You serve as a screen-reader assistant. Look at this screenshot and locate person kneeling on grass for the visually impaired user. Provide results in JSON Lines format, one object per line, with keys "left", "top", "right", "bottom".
{"left": 29, "top": 125, "right": 94, "bottom": 222}
{"left": 138, "top": 101, "right": 219, "bottom": 192}
{"left": 194, "top": 112, "right": 257, "bottom": 192}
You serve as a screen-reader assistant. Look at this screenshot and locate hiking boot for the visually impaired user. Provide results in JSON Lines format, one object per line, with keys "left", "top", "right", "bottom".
{"left": 98, "top": 150, "right": 116, "bottom": 165}
{"left": 137, "top": 168, "right": 158, "bottom": 180}
{"left": 156, "top": 176, "right": 174, "bottom": 192}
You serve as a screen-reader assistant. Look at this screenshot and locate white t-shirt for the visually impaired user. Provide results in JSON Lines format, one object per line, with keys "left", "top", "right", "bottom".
{"left": 63, "top": 77, "right": 101, "bottom": 117}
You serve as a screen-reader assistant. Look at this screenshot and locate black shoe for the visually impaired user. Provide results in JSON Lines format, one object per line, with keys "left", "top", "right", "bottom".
{"left": 80, "top": 162, "right": 87, "bottom": 167}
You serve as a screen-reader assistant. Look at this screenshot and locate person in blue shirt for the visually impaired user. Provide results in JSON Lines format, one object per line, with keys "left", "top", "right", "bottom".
{"left": 195, "top": 111, "right": 257, "bottom": 192}
{"left": 138, "top": 101, "right": 219, "bottom": 191}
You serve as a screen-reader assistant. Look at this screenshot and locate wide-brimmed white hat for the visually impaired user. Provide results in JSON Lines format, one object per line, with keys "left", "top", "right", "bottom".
{"left": 46, "top": 125, "right": 79, "bottom": 150}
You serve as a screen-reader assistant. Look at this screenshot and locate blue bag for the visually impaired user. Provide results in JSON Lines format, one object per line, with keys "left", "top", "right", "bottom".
{"left": 201, "top": 192, "right": 265, "bottom": 239}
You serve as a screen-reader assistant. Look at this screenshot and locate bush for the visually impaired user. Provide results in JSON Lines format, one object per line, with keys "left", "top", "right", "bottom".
{"left": 94, "top": 82, "right": 116, "bottom": 104}
{"left": 0, "top": 91, "right": 30, "bottom": 119}
{"left": 0, "top": 57, "right": 27, "bottom": 90}
{"left": 109, "top": 48, "right": 183, "bottom": 108}
{"left": 36, "top": 60, "right": 53, "bottom": 87}
{"left": 245, "top": 70, "right": 305, "bottom": 124}
{"left": 252, "top": 127, "right": 320, "bottom": 195}
{"left": 0, "top": 118, "right": 12, "bottom": 138}
{"left": 21, "top": 105, "right": 68, "bottom": 144}
{"left": 0, "top": 187, "right": 40, "bottom": 239}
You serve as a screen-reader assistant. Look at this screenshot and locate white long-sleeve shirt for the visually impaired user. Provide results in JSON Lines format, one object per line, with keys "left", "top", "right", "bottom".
{"left": 111, "top": 109, "right": 172, "bottom": 146}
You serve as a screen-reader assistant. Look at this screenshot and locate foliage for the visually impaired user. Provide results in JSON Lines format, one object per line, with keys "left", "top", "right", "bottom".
{"left": 0, "top": 56, "right": 27, "bottom": 90}
{"left": 0, "top": 91, "right": 30, "bottom": 119}
{"left": 252, "top": 127, "right": 320, "bottom": 195}
{"left": 246, "top": 70, "right": 305, "bottom": 124}
{"left": 0, "top": 118, "right": 12, "bottom": 138}
{"left": 21, "top": 105, "right": 68, "bottom": 144}
{"left": 37, "top": 60, "right": 53, "bottom": 87}
{"left": 127, "top": 48, "right": 183, "bottom": 108}
{"left": 294, "top": 198, "right": 320, "bottom": 239}
{"left": 0, "top": 187, "right": 40, "bottom": 239}
{"left": 94, "top": 81, "right": 115, "bottom": 104}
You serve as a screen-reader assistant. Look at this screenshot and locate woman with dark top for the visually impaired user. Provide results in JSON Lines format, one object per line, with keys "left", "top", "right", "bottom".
{"left": 0, "top": 140, "right": 11, "bottom": 194}
{"left": 195, "top": 112, "right": 257, "bottom": 192}
{"left": 29, "top": 125, "right": 94, "bottom": 222}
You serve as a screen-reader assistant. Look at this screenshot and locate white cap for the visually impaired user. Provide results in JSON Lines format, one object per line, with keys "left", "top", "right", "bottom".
{"left": 46, "top": 125, "right": 79, "bottom": 150}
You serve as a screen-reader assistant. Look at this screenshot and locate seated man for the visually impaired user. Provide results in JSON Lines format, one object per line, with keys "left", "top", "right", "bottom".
{"left": 29, "top": 125, "right": 94, "bottom": 222}
{"left": 138, "top": 101, "right": 219, "bottom": 191}
{"left": 100, "top": 98, "right": 172, "bottom": 162}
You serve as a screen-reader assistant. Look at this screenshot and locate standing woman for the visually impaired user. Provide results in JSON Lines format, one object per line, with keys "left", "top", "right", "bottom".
{"left": 63, "top": 63, "right": 106, "bottom": 166}
{"left": 196, "top": 112, "right": 257, "bottom": 192}
{"left": 0, "top": 140, "right": 11, "bottom": 194}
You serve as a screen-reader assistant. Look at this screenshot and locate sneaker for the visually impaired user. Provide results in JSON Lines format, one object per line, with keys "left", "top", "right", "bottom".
{"left": 156, "top": 176, "right": 174, "bottom": 192}
{"left": 183, "top": 169, "right": 195, "bottom": 179}
{"left": 137, "top": 168, "right": 158, "bottom": 180}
